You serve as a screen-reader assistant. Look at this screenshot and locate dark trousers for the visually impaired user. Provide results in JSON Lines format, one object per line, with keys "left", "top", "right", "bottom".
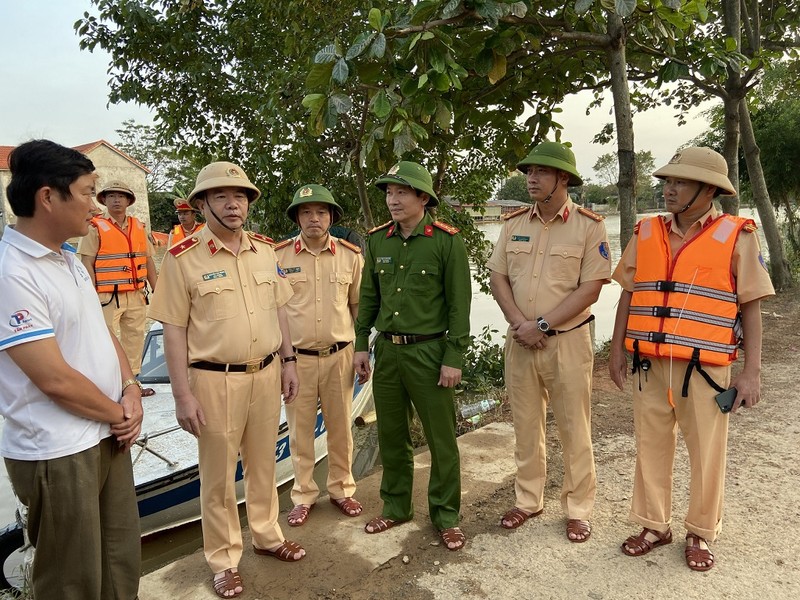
{"left": 372, "top": 337, "right": 461, "bottom": 530}
{"left": 5, "top": 436, "right": 141, "bottom": 600}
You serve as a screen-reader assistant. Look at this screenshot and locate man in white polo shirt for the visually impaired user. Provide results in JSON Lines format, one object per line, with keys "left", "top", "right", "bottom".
{"left": 0, "top": 140, "right": 143, "bottom": 600}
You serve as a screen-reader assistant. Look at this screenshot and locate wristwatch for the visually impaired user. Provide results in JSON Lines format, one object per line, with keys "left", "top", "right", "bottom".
{"left": 121, "top": 378, "right": 143, "bottom": 392}
{"left": 536, "top": 317, "right": 550, "bottom": 333}
{"left": 281, "top": 355, "right": 298, "bottom": 364}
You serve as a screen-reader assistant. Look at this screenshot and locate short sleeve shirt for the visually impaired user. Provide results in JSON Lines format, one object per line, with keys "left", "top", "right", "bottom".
{"left": 0, "top": 227, "right": 121, "bottom": 460}
{"left": 612, "top": 206, "right": 775, "bottom": 304}
{"left": 77, "top": 213, "right": 156, "bottom": 258}
{"left": 487, "top": 199, "right": 612, "bottom": 328}
{"left": 275, "top": 234, "right": 363, "bottom": 349}
{"left": 149, "top": 226, "right": 293, "bottom": 364}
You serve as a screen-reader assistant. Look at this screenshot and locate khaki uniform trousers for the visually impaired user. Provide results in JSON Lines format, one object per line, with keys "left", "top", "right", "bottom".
{"left": 630, "top": 357, "right": 730, "bottom": 541}
{"left": 286, "top": 344, "right": 356, "bottom": 506}
{"left": 505, "top": 325, "right": 596, "bottom": 519}
{"left": 190, "top": 361, "right": 285, "bottom": 573}
{"left": 100, "top": 289, "right": 147, "bottom": 375}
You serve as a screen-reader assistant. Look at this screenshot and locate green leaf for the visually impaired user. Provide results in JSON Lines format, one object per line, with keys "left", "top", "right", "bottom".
{"left": 305, "top": 62, "right": 334, "bottom": 89}
{"left": 329, "top": 93, "right": 352, "bottom": 114}
{"left": 400, "top": 77, "right": 419, "bottom": 97}
{"left": 421, "top": 32, "right": 435, "bottom": 41}
{"left": 488, "top": 52, "right": 507, "bottom": 85}
{"left": 432, "top": 72, "right": 451, "bottom": 92}
{"left": 475, "top": 48, "right": 494, "bottom": 76}
{"left": 615, "top": 0, "right": 636, "bottom": 18}
{"left": 301, "top": 93, "right": 326, "bottom": 110}
{"left": 393, "top": 128, "right": 417, "bottom": 156}
{"left": 429, "top": 47, "right": 447, "bottom": 73}
{"left": 368, "top": 8, "right": 382, "bottom": 32}
{"left": 409, "top": 32, "right": 422, "bottom": 50}
{"left": 332, "top": 58, "right": 349, "bottom": 84}
{"left": 346, "top": 32, "right": 375, "bottom": 60}
{"left": 662, "top": 0, "right": 680, "bottom": 9}
{"left": 371, "top": 90, "right": 392, "bottom": 119}
{"left": 315, "top": 44, "right": 338, "bottom": 64}
{"left": 442, "top": 0, "right": 462, "bottom": 20}
{"left": 435, "top": 102, "right": 452, "bottom": 130}
{"left": 418, "top": 73, "right": 429, "bottom": 89}
{"left": 724, "top": 37, "right": 737, "bottom": 52}
{"left": 369, "top": 33, "right": 387, "bottom": 59}
{"left": 409, "top": 121, "right": 429, "bottom": 140}
{"left": 575, "top": 0, "right": 594, "bottom": 14}
{"left": 509, "top": 2, "right": 528, "bottom": 18}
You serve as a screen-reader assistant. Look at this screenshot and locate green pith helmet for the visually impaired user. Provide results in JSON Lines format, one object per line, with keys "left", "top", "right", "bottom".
{"left": 517, "top": 141, "right": 583, "bottom": 186}
{"left": 652, "top": 147, "right": 737, "bottom": 196}
{"left": 188, "top": 161, "right": 261, "bottom": 208}
{"left": 286, "top": 184, "right": 344, "bottom": 225}
{"left": 374, "top": 161, "right": 439, "bottom": 206}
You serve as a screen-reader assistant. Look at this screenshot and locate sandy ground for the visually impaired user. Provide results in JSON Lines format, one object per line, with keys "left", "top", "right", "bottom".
{"left": 139, "top": 292, "right": 799, "bottom": 600}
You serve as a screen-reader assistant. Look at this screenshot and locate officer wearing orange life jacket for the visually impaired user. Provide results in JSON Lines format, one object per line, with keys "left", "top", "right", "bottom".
{"left": 609, "top": 147, "right": 774, "bottom": 572}
{"left": 78, "top": 181, "right": 158, "bottom": 379}
{"left": 167, "top": 198, "right": 205, "bottom": 247}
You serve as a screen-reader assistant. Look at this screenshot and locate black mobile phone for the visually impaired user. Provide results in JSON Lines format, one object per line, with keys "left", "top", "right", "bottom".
{"left": 714, "top": 387, "right": 738, "bottom": 413}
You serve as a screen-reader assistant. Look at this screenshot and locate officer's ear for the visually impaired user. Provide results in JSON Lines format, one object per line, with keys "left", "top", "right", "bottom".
{"left": 419, "top": 192, "right": 430, "bottom": 207}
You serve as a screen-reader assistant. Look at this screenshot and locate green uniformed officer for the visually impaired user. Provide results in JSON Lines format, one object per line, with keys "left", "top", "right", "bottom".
{"left": 353, "top": 161, "right": 471, "bottom": 551}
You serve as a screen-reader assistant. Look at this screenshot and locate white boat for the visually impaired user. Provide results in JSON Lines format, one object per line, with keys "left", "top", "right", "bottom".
{"left": 0, "top": 323, "right": 374, "bottom": 589}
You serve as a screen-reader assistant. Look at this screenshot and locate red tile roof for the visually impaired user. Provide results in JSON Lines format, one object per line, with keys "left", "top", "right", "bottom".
{"left": 0, "top": 140, "right": 150, "bottom": 173}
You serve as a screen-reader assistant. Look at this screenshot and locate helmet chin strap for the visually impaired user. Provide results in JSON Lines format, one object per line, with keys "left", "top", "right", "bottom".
{"left": 677, "top": 183, "right": 705, "bottom": 214}
{"left": 541, "top": 180, "right": 560, "bottom": 204}
{"left": 208, "top": 204, "right": 242, "bottom": 233}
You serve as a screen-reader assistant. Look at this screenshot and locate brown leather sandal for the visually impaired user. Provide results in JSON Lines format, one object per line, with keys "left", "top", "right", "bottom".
{"left": 330, "top": 496, "right": 363, "bottom": 517}
{"left": 287, "top": 503, "right": 314, "bottom": 527}
{"left": 212, "top": 568, "right": 243, "bottom": 598}
{"left": 621, "top": 527, "right": 673, "bottom": 556}
{"left": 253, "top": 540, "right": 306, "bottom": 562}
{"left": 500, "top": 507, "right": 543, "bottom": 530}
{"left": 364, "top": 515, "right": 409, "bottom": 534}
{"left": 439, "top": 527, "right": 466, "bottom": 551}
{"left": 685, "top": 533, "right": 715, "bottom": 571}
{"left": 566, "top": 519, "right": 592, "bottom": 543}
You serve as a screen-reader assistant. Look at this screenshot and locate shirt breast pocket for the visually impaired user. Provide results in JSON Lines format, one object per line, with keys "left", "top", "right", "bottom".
{"left": 329, "top": 272, "right": 353, "bottom": 305}
{"left": 196, "top": 278, "right": 238, "bottom": 321}
{"left": 287, "top": 272, "right": 309, "bottom": 306}
{"left": 547, "top": 244, "right": 584, "bottom": 281}
{"left": 506, "top": 241, "right": 533, "bottom": 278}
{"left": 375, "top": 262, "right": 395, "bottom": 292}
{"left": 253, "top": 270, "right": 278, "bottom": 310}
{"left": 407, "top": 263, "right": 438, "bottom": 293}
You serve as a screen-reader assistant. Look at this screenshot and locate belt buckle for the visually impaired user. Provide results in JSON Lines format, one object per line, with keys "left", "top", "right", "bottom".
{"left": 391, "top": 334, "right": 405, "bottom": 345}
{"left": 319, "top": 346, "right": 332, "bottom": 357}
{"left": 245, "top": 362, "right": 259, "bottom": 374}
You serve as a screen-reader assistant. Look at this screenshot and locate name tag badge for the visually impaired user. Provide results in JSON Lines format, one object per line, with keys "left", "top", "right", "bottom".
{"left": 511, "top": 235, "right": 530, "bottom": 242}
{"left": 376, "top": 257, "right": 393, "bottom": 264}
{"left": 202, "top": 270, "right": 227, "bottom": 281}
{"left": 283, "top": 266, "right": 302, "bottom": 274}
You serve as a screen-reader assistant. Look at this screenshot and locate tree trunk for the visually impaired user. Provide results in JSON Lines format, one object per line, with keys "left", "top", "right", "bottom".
{"left": 719, "top": 0, "right": 742, "bottom": 215}
{"left": 351, "top": 155, "right": 374, "bottom": 229}
{"left": 738, "top": 100, "right": 792, "bottom": 289}
{"left": 607, "top": 12, "right": 636, "bottom": 249}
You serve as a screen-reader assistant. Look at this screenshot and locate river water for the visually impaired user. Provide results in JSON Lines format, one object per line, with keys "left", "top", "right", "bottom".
{"left": 0, "top": 209, "right": 768, "bottom": 562}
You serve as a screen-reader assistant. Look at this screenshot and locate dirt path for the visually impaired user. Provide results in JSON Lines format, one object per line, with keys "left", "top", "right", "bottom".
{"left": 139, "top": 292, "right": 799, "bottom": 599}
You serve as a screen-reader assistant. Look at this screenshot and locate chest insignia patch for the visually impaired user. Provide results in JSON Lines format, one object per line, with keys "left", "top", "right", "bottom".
{"left": 376, "top": 257, "right": 393, "bottom": 264}
{"left": 202, "top": 270, "right": 227, "bottom": 281}
{"left": 277, "top": 263, "right": 287, "bottom": 278}
{"left": 511, "top": 235, "right": 530, "bottom": 242}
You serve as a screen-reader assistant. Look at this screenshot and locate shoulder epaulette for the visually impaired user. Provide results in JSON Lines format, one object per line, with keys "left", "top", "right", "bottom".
{"left": 248, "top": 232, "right": 275, "bottom": 245}
{"left": 367, "top": 221, "right": 393, "bottom": 235}
{"left": 503, "top": 206, "right": 530, "bottom": 220}
{"left": 433, "top": 221, "right": 459, "bottom": 235}
{"left": 339, "top": 239, "right": 362, "bottom": 254}
{"left": 742, "top": 219, "right": 758, "bottom": 233}
{"left": 168, "top": 236, "right": 201, "bottom": 257}
{"left": 633, "top": 222, "right": 641, "bottom": 234}
{"left": 577, "top": 206, "right": 604, "bottom": 222}
{"left": 274, "top": 238, "right": 293, "bottom": 250}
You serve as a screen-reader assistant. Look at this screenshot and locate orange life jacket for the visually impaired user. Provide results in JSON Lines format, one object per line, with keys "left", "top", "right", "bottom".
{"left": 91, "top": 216, "right": 149, "bottom": 293}
{"left": 625, "top": 214, "right": 752, "bottom": 367}
{"left": 170, "top": 222, "right": 204, "bottom": 244}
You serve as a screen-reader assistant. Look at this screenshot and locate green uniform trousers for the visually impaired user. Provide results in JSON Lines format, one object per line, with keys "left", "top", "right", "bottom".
{"left": 372, "top": 336, "right": 461, "bottom": 530}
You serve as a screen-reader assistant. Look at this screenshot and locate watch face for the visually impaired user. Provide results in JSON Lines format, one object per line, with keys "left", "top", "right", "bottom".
{"left": 538, "top": 320, "right": 549, "bottom": 332}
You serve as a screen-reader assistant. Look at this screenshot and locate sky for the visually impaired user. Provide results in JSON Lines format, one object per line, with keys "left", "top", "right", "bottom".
{"left": 0, "top": 0, "right": 716, "bottom": 184}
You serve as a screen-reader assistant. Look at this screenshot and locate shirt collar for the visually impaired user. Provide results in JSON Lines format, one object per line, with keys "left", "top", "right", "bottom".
{"left": 530, "top": 197, "right": 573, "bottom": 223}
{"left": 0, "top": 226, "right": 64, "bottom": 259}
{"left": 295, "top": 233, "right": 334, "bottom": 255}
{"left": 387, "top": 212, "right": 434, "bottom": 238}
{"left": 200, "top": 225, "right": 254, "bottom": 257}
{"left": 663, "top": 204, "right": 718, "bottom": 237}
{"left": 102, "top": 212, "right": 128, "bottom": 228}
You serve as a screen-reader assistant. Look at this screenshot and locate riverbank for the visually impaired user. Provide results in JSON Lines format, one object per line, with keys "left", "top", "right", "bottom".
{"left": 139, "top": 291, "right": 799, "bottom": 599}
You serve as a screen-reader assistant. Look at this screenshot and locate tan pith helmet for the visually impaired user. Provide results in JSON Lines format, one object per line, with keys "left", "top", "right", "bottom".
{"left": 653, "top": 147, "right": 737, "bottom": 196}
{"left": 97, "top": 181, "right": 136, "bottom": 205}
{"left": 188, "top": 161, "right": 261, "bottom": 207}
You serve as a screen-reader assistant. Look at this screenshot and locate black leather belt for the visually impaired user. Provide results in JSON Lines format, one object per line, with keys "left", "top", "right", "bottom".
{"left": 381, "top": 331, "right": 446, "bottom": 345}
{"left": 294, "top": 341, "right": 352, "bottom": 357}
{"left": 190, "top": 353, "right": 277, "bottom": 373}
{"left": 545, "top": 314, "right": 595, "bottom": 337}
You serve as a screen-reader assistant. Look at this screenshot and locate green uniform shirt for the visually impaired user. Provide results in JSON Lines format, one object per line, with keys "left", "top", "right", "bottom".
{"left": 354, "top": 212, "right": 471, "bottom": 369}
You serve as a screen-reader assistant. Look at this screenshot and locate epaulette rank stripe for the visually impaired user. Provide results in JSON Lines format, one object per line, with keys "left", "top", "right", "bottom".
{"left": 168, "top": 237, "right": 200, "bottom": 257}
{"left": 433, "top": 221, "right": 459, "bottom": 235}
{"left": 503, "top": 206, "right": 530, "bottom": 220}
{"left": 577, "top": 206, "right": 604, "bottom": 222}
{"left": 743, "top": 220, "right": 758, "bottom": 233}
{"left": 339, "top": 239, "right": 362, "bottom": 254}
{"left": 249, "top": 232, "right": 275, "bottom": 245}
{"left": 274, "top": 238, "right": 293, "bottom": 250}
{"left": 368, "top": 221, "right": 393, "bottom": 235}
{"left": 633, "top": 222, "right": 641, "bottom": 234}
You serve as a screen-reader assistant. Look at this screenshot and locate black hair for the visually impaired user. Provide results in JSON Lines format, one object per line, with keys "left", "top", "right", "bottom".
{"left": 6, "top": 139, "right": 95, "bottom": 218}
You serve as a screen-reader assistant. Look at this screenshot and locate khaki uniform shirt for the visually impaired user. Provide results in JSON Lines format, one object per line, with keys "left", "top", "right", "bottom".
{"left": 487, "top": 199, "right": 612, "bottom": 329}
{"left": 275, "top": 234, "right": 363, "bottom": 349}
{"left": 612, "top": 206, "right": 775, "bottom": 304}
{"left": 77, "top": 212, "right": 156, "bottom": 258}
{"left": 148, "top": 226, "right": 292, "bottom": 364}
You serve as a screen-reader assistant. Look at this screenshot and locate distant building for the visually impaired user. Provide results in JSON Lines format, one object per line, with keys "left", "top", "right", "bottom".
{"left": 0, "top": 140, "right": 151, "bottom": 235}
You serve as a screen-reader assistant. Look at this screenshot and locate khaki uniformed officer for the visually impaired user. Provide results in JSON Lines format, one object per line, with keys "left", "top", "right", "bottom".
{"left": 275, "top": 184, "right": 364, "bottom": 527}
{"left": 610, "top": 147, "right": 774, "bottom": 571}
{"left": 353, "top": 161, "right": 471, "bottom": 551}
{"left": 167, "top": 197, "right": 205, "bottom": 247}
{"left": 149, "top": 162, "right": 304, "bottom": 599}
{"left": 488, "top": 141, "right": 611, "bottom": 542}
